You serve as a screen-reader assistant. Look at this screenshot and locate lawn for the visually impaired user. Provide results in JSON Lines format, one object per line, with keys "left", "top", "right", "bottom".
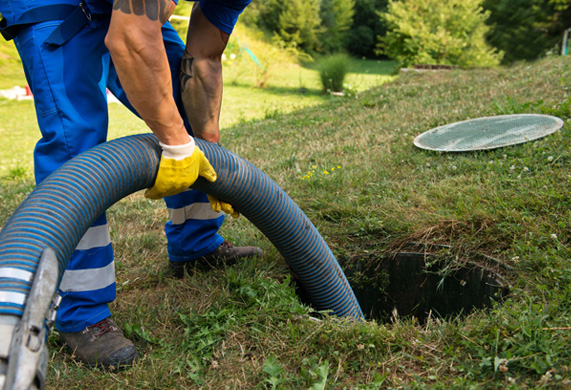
{"left": 0, "top": 30, "right": 396, "bottom": 177}
{"left": 1, "top": 31, "right": 571, "bottom": 390}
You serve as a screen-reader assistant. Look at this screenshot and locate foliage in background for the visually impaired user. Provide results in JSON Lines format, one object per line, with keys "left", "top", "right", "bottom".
{"left": 276, "top": 0, "right": 323, "bottom": 52}
{"left": 346, "top": 0, "right": 389, "bottom": 58}
{"left": 317, "top": 54, "right": 350, "bottom": 92}
{"left": 243, "top": 0, "right": 321, "bottom": 51}
{"left": 219, "top": 0, "right": 571, "bottom": 62}
{"left": 317, "top": 0, "right": 356, "bottom": 53}
{"left": 377, "top": 0, "right": 503, "bottom": 68}
{"left": 482, "top": 0, "right": 571, "bottom": 63}
{"left": 242, "top": 0, "right": 357, "bottom": 54}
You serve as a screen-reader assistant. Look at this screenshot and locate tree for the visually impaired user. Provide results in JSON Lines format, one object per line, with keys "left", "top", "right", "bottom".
{"left": 483, "top": 0, "right": 571, "bottom": 63}
{"left": 242, "top": 0, "right": 284, "bottom": 35}
{"left": 318, "top": 0, "right": 356, "bottom": 53}
{"left": 275, "top": 0, "right": 322, "bottom": 50}
{"left": 347, "top": 0, "right": 389, "bottom": 58}
{"left": 378, "top": 0, "right": 503, "bottom": 68}
{"left": 241, "top": 0, "right": 360, "bottom": 54}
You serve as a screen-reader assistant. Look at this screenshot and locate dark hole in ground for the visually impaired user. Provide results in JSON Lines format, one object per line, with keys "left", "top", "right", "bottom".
{"left": 295, "top": 245, "right": 510, "bottom": 323}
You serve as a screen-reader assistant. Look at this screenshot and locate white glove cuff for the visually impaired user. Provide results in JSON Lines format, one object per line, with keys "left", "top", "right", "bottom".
{"left": 159, "top": 136, "right": 195, "bottom": 160}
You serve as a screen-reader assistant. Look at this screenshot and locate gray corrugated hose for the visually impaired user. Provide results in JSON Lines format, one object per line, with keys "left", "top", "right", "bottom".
{"left": 0, "top": 134, "right": 364, "bottom": 389}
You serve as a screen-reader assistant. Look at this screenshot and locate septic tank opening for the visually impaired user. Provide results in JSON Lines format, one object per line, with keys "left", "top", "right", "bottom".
{"left": 295, "top": 244, "right": 510, "bottom": 323}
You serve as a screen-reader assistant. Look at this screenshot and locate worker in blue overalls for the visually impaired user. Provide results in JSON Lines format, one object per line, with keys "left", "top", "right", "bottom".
{"left": 0, "top": 0, "right": 260, "bottom": 368}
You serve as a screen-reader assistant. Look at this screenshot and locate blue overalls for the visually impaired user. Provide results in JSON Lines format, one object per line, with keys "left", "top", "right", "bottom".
{"left": 0, "top": 0, "right": 250, "bottom": 333}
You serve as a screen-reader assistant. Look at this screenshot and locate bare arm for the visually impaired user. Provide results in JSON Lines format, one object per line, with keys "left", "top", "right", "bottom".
{"left": 180, "top": 2, "right": 229, "bottom": 144}
{"left": 105, "top": 0, "right": 190, "bottom": 146}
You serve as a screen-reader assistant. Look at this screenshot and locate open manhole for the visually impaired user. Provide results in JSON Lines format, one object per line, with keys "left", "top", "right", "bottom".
{"left": 295, "top": 246, "right": 510, "bottom": 323}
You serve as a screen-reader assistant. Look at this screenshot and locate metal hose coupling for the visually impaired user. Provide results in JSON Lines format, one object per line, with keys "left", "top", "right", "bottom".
{"left": 1, "top": 248, "right": 60, "bottom": 390}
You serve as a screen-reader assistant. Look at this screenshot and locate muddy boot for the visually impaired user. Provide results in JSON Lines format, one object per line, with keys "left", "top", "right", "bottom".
{"left": 169, "top": 240, "right": 263, "bottom": 278}
{"left": 59, "top": 317, "right": 138, "bottom": 369}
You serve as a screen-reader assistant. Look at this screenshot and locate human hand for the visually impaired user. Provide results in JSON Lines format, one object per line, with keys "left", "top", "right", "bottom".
{"left": 207, "top": 195, "right": 240, "bottom": 218}
{"left": 145, "top": 137, "right": 217, "bottom": 199}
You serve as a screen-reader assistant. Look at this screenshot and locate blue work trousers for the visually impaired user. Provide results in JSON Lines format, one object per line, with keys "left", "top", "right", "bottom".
{"left": 13, "top": 14, "right": 224, "bottom": 332}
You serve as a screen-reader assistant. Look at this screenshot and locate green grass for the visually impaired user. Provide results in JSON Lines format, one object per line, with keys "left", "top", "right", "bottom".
{"left": 0, "top": 22, "right": 395, "bottom": 177}
{"left": 2, "top": 29, "right": 571, "bottom": 390}
{"left": 0, "top": 40, "right": 26, "bottom": 89}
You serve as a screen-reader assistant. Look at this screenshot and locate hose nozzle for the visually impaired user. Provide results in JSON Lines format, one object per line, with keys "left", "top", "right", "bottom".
{"left": 1, "top": 248, "right": 60, "bottom": 390}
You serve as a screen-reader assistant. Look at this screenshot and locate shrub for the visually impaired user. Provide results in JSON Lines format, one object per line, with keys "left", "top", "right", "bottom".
{"left": 317, "top": 54, "right": 349, "bottom": 92}
{"left": 377, "top": 0, "right": 503, "bottom": 68}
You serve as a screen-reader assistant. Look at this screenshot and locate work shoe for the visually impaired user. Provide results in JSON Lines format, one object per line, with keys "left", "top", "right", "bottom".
{"left": 169, "top": 240, "right": 263, "bottom": 278}
{"left": 59, "top": 317, "right": 138, "bottom": 369}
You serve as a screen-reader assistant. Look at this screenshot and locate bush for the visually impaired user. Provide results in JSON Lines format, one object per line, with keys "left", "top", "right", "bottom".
{"left": 317, "top": 54, "right": 349, "bottom": 92}
{"left": 378, "top": 0, "right": 503, "bottom": 68}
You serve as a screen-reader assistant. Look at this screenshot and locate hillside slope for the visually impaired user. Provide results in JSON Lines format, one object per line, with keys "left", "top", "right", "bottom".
{"left": 1, "top": 30, "right": 570, "bottom": 389}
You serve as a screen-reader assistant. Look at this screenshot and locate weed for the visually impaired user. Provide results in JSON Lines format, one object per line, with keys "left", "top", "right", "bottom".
{"left": 300, "top": 164, "right": 342, "bottom": 182}
{"left": 262, "top": 356, "right": 287, "bottom": 388}
{"left": 179, "top": 308, "right": 237, "bottom": 380}
{"left": 317, "top": 54, "right": 350, "bottom": 93}
{"left": 307, "top": 360, "right": 329, "bottom": 389}
{"left": 6, "top": 164, "right": 28, "bottom": 180}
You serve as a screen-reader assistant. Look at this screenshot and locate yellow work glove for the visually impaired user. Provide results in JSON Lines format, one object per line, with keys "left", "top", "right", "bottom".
{"left": 145, "top": 136, "right": 217, "bottom": 199}
{"left": 208, "top": 195, "right": 240, "bottom": 218}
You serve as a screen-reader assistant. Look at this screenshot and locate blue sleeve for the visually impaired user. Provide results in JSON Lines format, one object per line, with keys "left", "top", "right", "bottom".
{"left": 197, "top": 0, "right": 251, "bottom": 34}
